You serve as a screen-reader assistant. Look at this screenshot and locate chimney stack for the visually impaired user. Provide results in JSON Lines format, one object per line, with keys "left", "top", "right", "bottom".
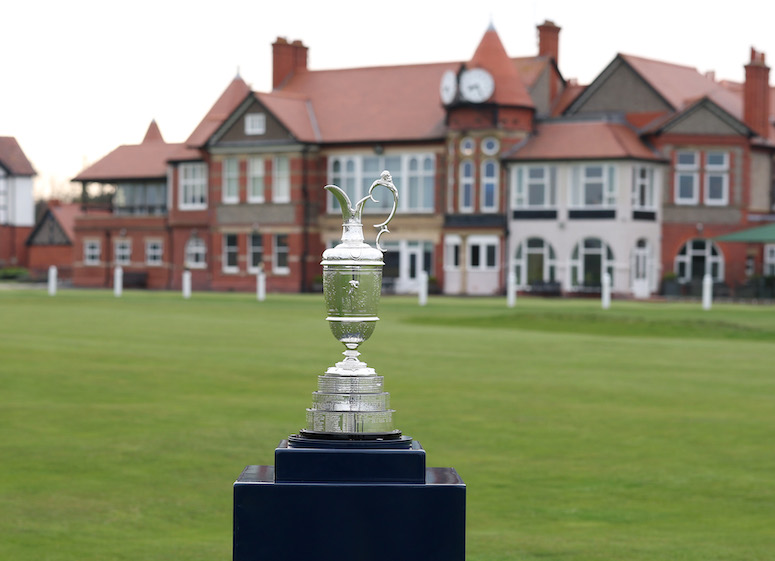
{"left": 272, "top": 37, "right": 308, "bottom": 90}
{"left": 744, "top": 47, "right": 770, "bottom": 139}
{"left": 537, "top": 20, "right": 561, "bottom": 66}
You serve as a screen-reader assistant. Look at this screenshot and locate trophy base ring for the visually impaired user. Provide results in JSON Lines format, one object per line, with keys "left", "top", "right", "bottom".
{"left": 289, "top": 430, "right": 412, "bottom": 449}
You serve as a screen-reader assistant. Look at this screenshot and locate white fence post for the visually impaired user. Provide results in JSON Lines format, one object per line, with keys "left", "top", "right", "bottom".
{"left": 257, "top": 266, "right": 266, "bottom": 302}
{"left": 507, "top": 269, "right": 516, "bottom": 308}
{"left": 418, "top": 271, "right": 428, "bottom": 306}
{"left": 702, "top": 273, "right": 712, "bottom": 310}
{"left": 602, "top": 272, "right": 611, "bottom": 310}
{"left": 114, "top": 266, "right": 123, "bottom": 298}
{"left": 48, "top": 265, "right": 57, "bottom": 296}
{"left": 182, "top": 270, "right": 192, "bottom": 299}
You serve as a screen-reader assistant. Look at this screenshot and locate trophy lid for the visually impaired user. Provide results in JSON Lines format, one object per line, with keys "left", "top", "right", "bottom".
{"left": 321, "top": 170, "right": 398, "bottom": 265}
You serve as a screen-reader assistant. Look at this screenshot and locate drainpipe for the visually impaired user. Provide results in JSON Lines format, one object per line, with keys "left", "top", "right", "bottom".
{"left": 300, "top": 146, "right": 310, "bottom": 292}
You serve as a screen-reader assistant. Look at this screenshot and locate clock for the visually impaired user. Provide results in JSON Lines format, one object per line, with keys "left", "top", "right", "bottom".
{"left": 440, "top": 70, "right": 457, "bottom": 105}
{"left": 459, "top": 68, "right": 494, "bottom": 103}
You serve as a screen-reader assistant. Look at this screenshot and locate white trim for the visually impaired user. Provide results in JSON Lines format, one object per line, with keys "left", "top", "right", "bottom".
{"left": 247, "top": 232, "right": 263, "bottom": 273}
{"left": 114, "top": 239, "right": 131, "bottom": 266}
{"left": 245, "top": 113, "right": 266, "bottom": 135}
{"left": 674, "top": 150, "right": 699, "bottom": 205}
{"left": 459, "top": 159, "right": 474, "bottom": 213}
{"left": 272, "top": 156, "right": 291, "bottom": 203}
{"left": 480, "top": 159, "right": 499, "bottom": 212}
{"left": 222, "top": 158, "right": 239, "bottom": 204}
{"left": 222, "top": 233, "right": 239, "bottom": 274}
{"left": 84, "top": 239, "right": 101, "bottom": 266}
{"left": 272, "top": 234, "right": 290, "bottom": 275}
{"left": 179, "top": 162, "right": 208, "bottom": 210}
{"left": 467, "top": 235, "right": 499, "bottom": 271}
{"left": 247, "top": 157, "right": 265, "bottom": 203}
{"left": 185, "top": 237, "right": 206, "bottom": 269}
{"left": 145, "top": 239, "right": 163, "bottom": 267}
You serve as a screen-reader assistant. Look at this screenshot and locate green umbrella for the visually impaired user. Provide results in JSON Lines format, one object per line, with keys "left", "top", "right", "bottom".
{"left": 714, "top": 223, "right": 775, "bottom": 243}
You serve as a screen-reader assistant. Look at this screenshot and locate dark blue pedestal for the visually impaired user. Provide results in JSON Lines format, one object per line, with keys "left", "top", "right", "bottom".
{"left": 233, "top": 440, "right": 465, "bottom": 561}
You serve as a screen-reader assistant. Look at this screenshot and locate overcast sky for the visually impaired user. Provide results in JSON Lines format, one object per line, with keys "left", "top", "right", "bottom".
{"left": 4, "top": 0, "right": 775, "bottom": 199}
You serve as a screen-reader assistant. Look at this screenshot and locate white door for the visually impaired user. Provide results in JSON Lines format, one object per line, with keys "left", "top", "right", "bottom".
{"left": 632, "top": 239, "right": 650, "bottom": 299}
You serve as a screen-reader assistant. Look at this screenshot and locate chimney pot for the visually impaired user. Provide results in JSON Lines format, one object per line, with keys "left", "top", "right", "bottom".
{"left": 272, "top": 37, "right": 308, "bottom": 90}
{"left": 537, "top": 20, "right": 561, "bottom": 67}
{"left": 744, "top": 47, "right": 771, "bottom": 138}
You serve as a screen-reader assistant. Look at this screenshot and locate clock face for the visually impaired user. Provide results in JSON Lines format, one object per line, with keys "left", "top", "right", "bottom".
{"left": 460, "top": 68, "right": 494, "bottom": 103}
{"left": 440, "top": 70, "right": 457, "bottom": 105}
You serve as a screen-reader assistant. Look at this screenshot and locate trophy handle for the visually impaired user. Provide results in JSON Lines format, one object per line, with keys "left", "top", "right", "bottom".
{"left": 354, "top": 170, "right": 399, "bottom": 252}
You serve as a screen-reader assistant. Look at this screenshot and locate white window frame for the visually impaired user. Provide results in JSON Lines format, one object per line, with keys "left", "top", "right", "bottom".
{"left": 273, "top": 234, "right": 290, "bottom": 274}
{"left": 145, "top": 239, "right": 163, "bottom": 266}
{"left": 185, "top": 237, "right": 206, "bottom": 269}
{"left": 674, "top": 238, "right": 724, "bottom": 282}
{"left": 459, "top": 159, "right": 474, "bottom": 213}
{"left": 222, "top": 158, "right": 239, "bottom": 204}
{"left": 272, "top": 156, "right": 291, "bottom": 203}
{"left": 467, "top": 235, "right": 499, "bottom": 271}
{"left": 513, "top": 166, "right": 556, "bottom": 209}
{"left": 179, "top": 162, "right": 208, "bottom": 210}
{"left": 704, "top": 151, "right": 729, "bottom": 206}
{"left": 460, "top": 137, "right": 475, "bottom": 156}
{"left": 570, "top": 164, "right": 616, "bottom": 209}
{"left": 632, "top": 166, "right": 656, "bottom": 210}
{"left": 443, "top": 234, "right": 462, "bottom": 271}
{"left": 84, "top": 239, "right": 101, "bottom": 266}
{"left": 513, "top": 237, "right": 557, "bottom": 287}
{"left": 481, "top": 136, "right": 500, "bottom": 156}
{"left": 114, "top": 239, "right": 131, "bottom": 266}
{"left": 674, "top": 151, "right": 699, "bottom": 205}
{"left": 247, "top": 157, "right": 265, "bottom": 203}
{"left": 480, "top": 159, "right": 499, "bottom": 212}
{"left": 764, "top": 244, "right": 775, "bottom": 276}
{"left": 570, "top": 237, "right": 615, "bottom": 288}
{"left": 248, "top": 233, "right": 264, "bottom": 273}
{"left": 222, "top": 233, "right": 239, "bottom": 273}
{"left": 327, "top": 154, "right": 436, "bottom": 214}
{"left": 245, "top": 113, "right": 266, "bottom": 135}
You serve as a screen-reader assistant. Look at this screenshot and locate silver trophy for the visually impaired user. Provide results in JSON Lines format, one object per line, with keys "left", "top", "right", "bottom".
{"left": 293, "top": 171, "right": 406, "bottom": 444}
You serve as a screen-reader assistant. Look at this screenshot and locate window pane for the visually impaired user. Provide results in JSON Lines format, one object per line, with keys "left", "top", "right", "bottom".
{"left": 708, "top": 175, "right": 724, "bottom": 200}
{"left": 585, "top": 183, "right": 603, "bottom": 205}
{"left": 677, "top": 152, "right": 696, "bottom": 166}
{"left": 486, "top": 245, "right": 496, "bottom": 267}
{"left": 528, "top": 184, "right": 544, "bottom": 206}
{"left": 471, "top": 245, "right": 480, "bottom": 268}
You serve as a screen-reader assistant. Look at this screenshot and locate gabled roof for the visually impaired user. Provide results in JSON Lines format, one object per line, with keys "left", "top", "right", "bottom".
{"left": 271, "top": 62, "right": 458, "bottom": 143}
{"left": 0, "top": 136, "right": 35, "bottom": 176}
{"left": 621, "top": 54, "right": 742, "bottom": 117}
{"left": 642, "top": 96, "right": 752, "bottom": 137}
{"left": 256, "top": 91, "right": 320, "bottom": 142}
{"left": 185, "top": 76, "right": 252, "bottom": 148}
{"left": 505, "top": 120, "right": 665, "bottom": 162}
{"left": 468, "top": 26, "right": 534, "bottom": 108}
{"left": 73, "top": 121, "right": 199, "bottom": 182}
{"left": 49, "top": 203, "right": 81, "bottom": 242}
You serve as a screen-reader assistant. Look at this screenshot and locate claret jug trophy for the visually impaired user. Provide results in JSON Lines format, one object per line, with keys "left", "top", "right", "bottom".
{"left": 233, "top": 170, "right": 465, "bottom": 561}
{"left": 289, "top": 170, "right": 410, "bottom": 447}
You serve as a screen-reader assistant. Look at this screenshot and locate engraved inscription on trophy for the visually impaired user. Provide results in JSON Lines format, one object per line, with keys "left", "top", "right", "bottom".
{"left": 297, "top": 171, "right": 402, "bottom": 440}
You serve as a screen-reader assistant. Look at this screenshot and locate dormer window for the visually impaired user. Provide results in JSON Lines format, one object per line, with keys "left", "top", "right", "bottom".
{"left": 245, "top": 113, "right": 266, "bottom": 135}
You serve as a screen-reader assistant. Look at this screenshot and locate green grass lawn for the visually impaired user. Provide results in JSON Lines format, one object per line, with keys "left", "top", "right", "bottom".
{"left": 1, "top": 289, "right": 773, "bottom": 560}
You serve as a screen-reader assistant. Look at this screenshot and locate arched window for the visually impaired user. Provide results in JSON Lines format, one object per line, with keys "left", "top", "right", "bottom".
{"left": 185, "top": 237, "right": 206, "bottom": 269}
{"left": 675, "top": 239, "right": 723, "bottom": 282}
{"left": 480, "top": 159, "right": 499, "bottom": 212}
{"left": 570, "top": 237, "right": 614, "bottom": 288}
{"left": 514, "top": 238, "right": 556, "bottom": 286}
{"left": 459, "top": 160, "right": 474, "bottom": 212}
